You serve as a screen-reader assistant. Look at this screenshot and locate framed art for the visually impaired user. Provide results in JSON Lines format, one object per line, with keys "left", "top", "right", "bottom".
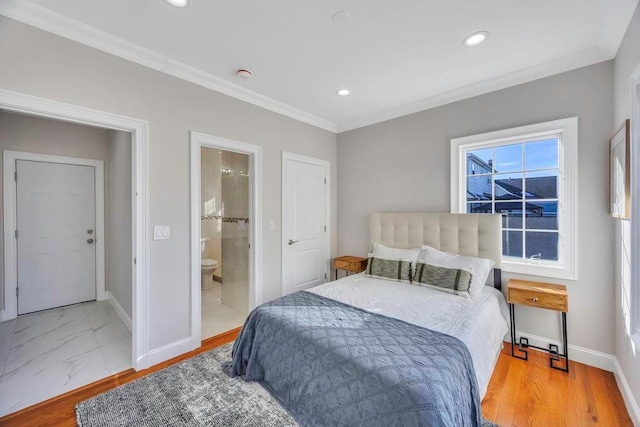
{"left": 610, "top": 119, "right": 631, "bottom": 219}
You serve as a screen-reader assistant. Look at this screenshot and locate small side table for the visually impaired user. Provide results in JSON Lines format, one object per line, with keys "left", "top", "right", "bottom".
{"left": 507, "top": 279, "right": 569, "bottom": 372}
{"left": 334, "top": 256, "right": 367, "bottom": 279}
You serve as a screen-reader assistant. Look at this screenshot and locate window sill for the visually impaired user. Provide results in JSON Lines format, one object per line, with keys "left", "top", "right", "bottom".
{"left": 502, "top": 260, "right": 577, "bottom": 281}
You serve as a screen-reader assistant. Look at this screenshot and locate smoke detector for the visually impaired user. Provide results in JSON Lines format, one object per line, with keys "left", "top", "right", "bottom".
{"left": 236, "top": 69, "right": 253, "bottom": 80}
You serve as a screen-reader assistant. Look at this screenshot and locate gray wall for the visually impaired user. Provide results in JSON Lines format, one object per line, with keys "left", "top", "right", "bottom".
{"left": 337, "top": 61, "right": 615, "bottom": 354}
{"left": 0, "top": 17, "right": 338, "bottom": 350}
{"left": 106, "top": 130, "right": 133, "bottom": 318}
{"left": 0, "top": 111, "right": 110, "bottom": 310}
{"left": 614, "top": 3, "right": 640, "bottom": 411}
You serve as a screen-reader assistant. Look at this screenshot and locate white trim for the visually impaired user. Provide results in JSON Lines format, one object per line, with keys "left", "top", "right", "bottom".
{"left": 106, "top": 290, "right": 132, "bottom": 332}
{"left": 189, "top": 132, "right": 262, "bottom": 350}
{"left": 508, "top": 330, "right": 615, "bottom": 372}
{"left": 3, "top": 151, "right": 106, "bottom": 317}
{"left": 0, "top": 88, "right": 149, "bottom": 371}
{"left": 450, "top": 117, "right": 579, "bottom": 281}
{"left": 281, "top": 152, "right": 331, "bottom": 294}
{"left": 630, "top": 65, "right": 640, "bottom": 351}
{"left": 0, "top": 0, "right": 337, "bottom": 133}
{"left": 614, "top": 357, "right": 640, "bottom": 426}
{"left": 145, "top": 337, "right": 193, "bottom": 368}
{"left": 1, "top": 0, "right": 632, "bottom": 135}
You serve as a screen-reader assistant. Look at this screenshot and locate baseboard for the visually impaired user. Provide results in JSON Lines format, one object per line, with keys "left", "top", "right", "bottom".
{"left": 613, "top": 357, "right": 640, "bottom": 426}
{"left": 145, "top": 337, "right": 193, "bottom": 368}
{"left": 0, "top": 310, "right": 4, "bottom": 322}
{"left": 106, "top": 291, "right": 132, "bottom": 332}
{"left": 509, "top": 330, "right": 615, "bottom": 372}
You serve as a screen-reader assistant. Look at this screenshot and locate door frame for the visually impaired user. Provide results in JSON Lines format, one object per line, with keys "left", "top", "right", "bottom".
{"left": 281, "top": 151, "right": 331, "bottom": 295}
{"left": 4, "top": 151, "right": 106, "bottom": 314}
{"left": 189, "top": 131, "right": 262, "bottom": 349}
{"left": 0, "top": 89, "right": 150, "bottom": 370}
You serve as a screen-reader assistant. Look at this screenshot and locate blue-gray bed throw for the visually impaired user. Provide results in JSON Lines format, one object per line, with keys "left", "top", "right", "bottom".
{"left": 222, "top": 291, "right": 481, "bottom": 427}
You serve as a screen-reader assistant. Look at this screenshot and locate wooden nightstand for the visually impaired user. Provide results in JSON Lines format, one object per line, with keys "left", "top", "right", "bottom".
{"left": 507, "top": 279, "right": 569, "bottom": 372}
{"left": 334, "top": 256, "right": 368, "bottom": 279}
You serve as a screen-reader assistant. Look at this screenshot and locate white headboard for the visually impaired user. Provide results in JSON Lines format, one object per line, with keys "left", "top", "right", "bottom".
{"left": 369, "top": 213, "right": 503, "bottom": 269}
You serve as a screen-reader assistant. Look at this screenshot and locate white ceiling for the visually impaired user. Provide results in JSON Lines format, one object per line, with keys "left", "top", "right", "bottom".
{"left": 1, "top": 0, "right": 638, "bottom": 132}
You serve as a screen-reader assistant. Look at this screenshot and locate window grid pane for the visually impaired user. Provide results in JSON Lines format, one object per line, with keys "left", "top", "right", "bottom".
{"left": 466, "top": 139, "right": 560, "bottom": 262}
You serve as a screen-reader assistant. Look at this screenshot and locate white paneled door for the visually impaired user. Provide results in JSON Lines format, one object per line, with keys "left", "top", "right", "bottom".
{"left": 283, "top": 154, "right": 328, "bottom": 295}
{"left": 16, "top": 160, "right": 97, "bottom": 315}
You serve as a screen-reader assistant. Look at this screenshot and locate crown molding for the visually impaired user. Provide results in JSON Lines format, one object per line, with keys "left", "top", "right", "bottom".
{"left": 1, "top": 0, "right": 633, "bottom": 135}
{"left": 338, "top": 47, "right": 613, "bottom": 133}
{"left": 0, "top": 0, "right": 338, "bottom": 133}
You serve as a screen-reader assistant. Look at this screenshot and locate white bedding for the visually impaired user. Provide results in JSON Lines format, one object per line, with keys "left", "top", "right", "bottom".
{"left": 307, "top": 273, "right": 510, "bottom": 398}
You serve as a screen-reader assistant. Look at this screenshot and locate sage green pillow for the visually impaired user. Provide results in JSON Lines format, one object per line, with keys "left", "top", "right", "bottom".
{"left": 413, "top": 262, "right": 473, "bottom": 297}
{"left": 365, "top": 257, "right": 412, "bottom": 283}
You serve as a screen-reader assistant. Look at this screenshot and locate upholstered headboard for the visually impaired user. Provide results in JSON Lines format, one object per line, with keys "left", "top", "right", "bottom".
{"left": 369, "top": 213, "right": 503, "bottom": 289}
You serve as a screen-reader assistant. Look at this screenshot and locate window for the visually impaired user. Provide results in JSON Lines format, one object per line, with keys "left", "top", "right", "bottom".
{"left": 451, "top": 118, "right": 578, "bottom": 280}
{"left": 630, "top": 69, "right": 640, "bottom": 347}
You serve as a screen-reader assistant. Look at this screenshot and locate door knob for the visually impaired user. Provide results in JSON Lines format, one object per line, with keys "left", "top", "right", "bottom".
{"left": 87, "top": 229, "right": 94, "bottom": 235}
{"left": 87, "top": 238, "right": 95, "bottom": 244}
{"left": 288, "top": 239, "right": 299, "bottom": 245}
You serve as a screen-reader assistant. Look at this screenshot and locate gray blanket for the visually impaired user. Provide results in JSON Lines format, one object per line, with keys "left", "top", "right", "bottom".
{"left": 223, "top": 291, "right": 481, "bottom": 427}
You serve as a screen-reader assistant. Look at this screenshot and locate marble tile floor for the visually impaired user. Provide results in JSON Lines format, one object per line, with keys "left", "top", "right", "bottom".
{"left": 0, "top": 300, "right": 131, "bottom": 417}
{"left": 202, "top": 278, "right": 247, "bottom": 339}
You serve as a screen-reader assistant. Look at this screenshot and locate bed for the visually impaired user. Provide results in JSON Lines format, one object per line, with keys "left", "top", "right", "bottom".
{"left": 225, "top": 213, "right": 509, "bottom": 426}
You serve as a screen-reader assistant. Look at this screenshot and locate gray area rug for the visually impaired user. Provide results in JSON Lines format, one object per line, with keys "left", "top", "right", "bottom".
{"left": 76, "top": 342, "right": 500, "bottom": 426}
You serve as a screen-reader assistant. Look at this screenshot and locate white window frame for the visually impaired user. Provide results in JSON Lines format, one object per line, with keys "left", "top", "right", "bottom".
{"left": 450, "top": 117, "right": 578, "bottom": 280}
{"left": 630, "top": 66, "right": 640, "bottom": 349}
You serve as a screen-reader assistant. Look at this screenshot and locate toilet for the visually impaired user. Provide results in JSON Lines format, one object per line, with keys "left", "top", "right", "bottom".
{"left": 200, "top": 238, "right": 218, "bottom": 290}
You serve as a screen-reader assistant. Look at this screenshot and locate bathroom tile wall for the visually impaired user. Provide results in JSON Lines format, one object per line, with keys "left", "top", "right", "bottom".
{"left": 221, "top": 151, "right": 250, "bottom": 317}
{"left": 200, "top": 147, "right": 222, "bottom": 277}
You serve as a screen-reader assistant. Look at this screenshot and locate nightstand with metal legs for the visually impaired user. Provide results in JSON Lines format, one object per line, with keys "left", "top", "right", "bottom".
{"left": 507, "top": 279, "right": 569, "bottom": 373}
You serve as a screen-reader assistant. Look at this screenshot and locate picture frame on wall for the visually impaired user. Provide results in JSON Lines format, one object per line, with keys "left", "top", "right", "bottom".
{"left": 610, "top": 119, "right": 631, "bottom": 219}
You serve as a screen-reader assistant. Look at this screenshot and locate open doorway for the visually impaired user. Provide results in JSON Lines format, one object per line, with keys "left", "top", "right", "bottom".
{"left": 190, "top": 132, "right": 262, "bottom": 348}
{"left": 200, "top": 147, "right": 249, "bottom": 338}
{"left": 0, "top": 98, "right": 146, "bottom": 416}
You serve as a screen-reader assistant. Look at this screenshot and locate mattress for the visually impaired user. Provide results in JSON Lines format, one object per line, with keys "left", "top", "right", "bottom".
{"left": 307, "top": 273, "right": 510, "bottom": 398}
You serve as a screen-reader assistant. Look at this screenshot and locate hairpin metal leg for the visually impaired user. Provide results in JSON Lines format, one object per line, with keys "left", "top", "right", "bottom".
{"left": 509, "top": 303, "right": 528, "bottom": 360}
{"left": 510, "top": 303, "right": 569, "bottom": 372}
{"left": 549, "top": 312, "right": 569, "bottom": 372}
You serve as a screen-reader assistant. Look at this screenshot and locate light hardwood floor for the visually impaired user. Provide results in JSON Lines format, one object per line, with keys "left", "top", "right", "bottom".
{"left": 0, "top": 336, "right": 633, "bottom": 426}
{"left": 483, "top": 344, "right": 633, "bottom": 426}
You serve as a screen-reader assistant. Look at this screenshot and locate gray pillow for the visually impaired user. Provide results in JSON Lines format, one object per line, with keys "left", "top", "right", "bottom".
{"left": 413, "top": 262, "right": 473, "bottom": 297}
{"left": 365, "top": 257, "right": 412, "bottom": 283}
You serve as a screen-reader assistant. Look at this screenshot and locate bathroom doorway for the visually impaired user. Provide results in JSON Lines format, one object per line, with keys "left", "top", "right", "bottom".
{"left": 200, "top": 146, "right": 249, "bottom": 339}
{"left": 190, "top": 132, "right": 263, "bottom": 347}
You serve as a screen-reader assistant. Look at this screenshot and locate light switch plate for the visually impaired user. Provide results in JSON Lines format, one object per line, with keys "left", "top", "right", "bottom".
{"left": 153, "top": 225, "right": 170, "bottom": 240}
{"left": 269, "top": 220, "right": 276, "bottom": 232}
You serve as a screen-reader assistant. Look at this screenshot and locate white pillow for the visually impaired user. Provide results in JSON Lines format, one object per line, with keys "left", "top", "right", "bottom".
{"left": 418, "top": 245, "right": 495, "bottom": 298}
{"left": 372, "top": 243, "right": 421, "bottom": 264}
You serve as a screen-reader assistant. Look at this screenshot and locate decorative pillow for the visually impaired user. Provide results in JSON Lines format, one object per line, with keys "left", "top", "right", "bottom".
{"left": 366, "top": 257, "right": 413, "bottom": 283}
{"left": 368, "top": 243, "right": 422, "bottom": 283}
{"left": 412, "top": 262, "right": 473, "bottom": 297}
{"left": 418, "top": 245, "right": 495, "bottom": 298}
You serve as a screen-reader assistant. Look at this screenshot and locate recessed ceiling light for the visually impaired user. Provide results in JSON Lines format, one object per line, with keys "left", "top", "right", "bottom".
{"left": 165, "top": 0, "right": 189, "bottom": 7}
{"left": 332, "top": 11, "right": 351, "bottom": 24}
{"left": 463, "top": 31, "right": 489, "bottom": 47}
{"left": 337, "top": 89, "right": 351, "bottom": 97}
